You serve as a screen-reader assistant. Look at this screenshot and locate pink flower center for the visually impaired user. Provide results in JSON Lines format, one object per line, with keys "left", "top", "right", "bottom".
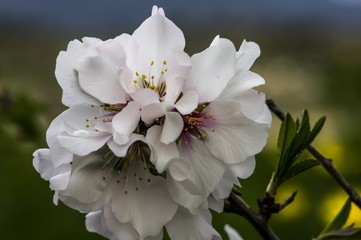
{"left": 181, "top": 106, "right": 215, "bottom": 145}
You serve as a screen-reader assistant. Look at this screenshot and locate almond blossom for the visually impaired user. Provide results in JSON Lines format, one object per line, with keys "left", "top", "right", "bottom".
{"left": 33, "top": 5, "right": 271, "bottom": 240}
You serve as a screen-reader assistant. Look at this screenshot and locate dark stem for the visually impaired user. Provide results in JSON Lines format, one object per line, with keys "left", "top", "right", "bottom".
{"left": 266, "top": 99, "right": 361, "bottom": 210}
{"left": 225, "top": 192, "right": 280, "bottom": 240}
{"left": 307, "top": 145, "right": 361, "bottom": 209}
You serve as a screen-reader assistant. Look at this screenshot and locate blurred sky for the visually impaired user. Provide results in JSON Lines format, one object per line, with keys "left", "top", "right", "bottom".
{"left": 1, "top": 0, "right": 361, "bottom": 36}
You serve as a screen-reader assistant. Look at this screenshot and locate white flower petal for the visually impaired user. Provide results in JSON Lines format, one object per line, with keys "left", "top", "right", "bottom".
{"left": 58, "top": 132, "right": 111, "bottom": 156}
{"left": 256, "top": 103, "right": 273, "bottom": 125}
{"left": 167, "top": 178, "right": 204, "bottom": 214}
{"left": 111, "top": 164, "right": 178, "bottom": 239}
{"left": 55, "top": 40, "right": 100, "bottom": 107}
{"left": 119, "top": 65, "right": 137, "bottom": 94}
{"left": 33, "top": 149, "right": 71, "bottom": 192}
{"left": 33, "top": 148, "right": 72, "bottom": 204}
{"left": 229, "top": 155, "right": 256, "bottom": 179}
{"left": 33, "top": 148, "right": 55, "bottom": 180}
{"left": 59, "top": 192, "right": 111, "bottom": 213}
{"left": 166, "top": 207, "right": 220, "bottom": 240}
{"left": 86, "top": 211, "right": 114, "bottom": 240}
{"left": 95, "top": 122, "right": 113, "bottom": 133}
{"left": 209, "top": 35, "right": 221, "bottom": 47}
{"left": 212, "top": 173, "right": 235, "bottom": 202}
{"left": 151, "top": 5, "right": 165, "bottom": 16}
{"left": 225, "top": 224, "right": 244, "bottom": 240}
{"left": 79, "top": 55, "right": 127, "bottom": 104}
{"left": 140, "top": 102, "right": 168, "bottom": 125}
{"left": 53, "top": 191, "right": 59, "bottom": 205}
{"left": 114, "top": 34, "right": 139, "bottom": 75}
{"left": 219, "top": 70, "right": 265, "bottom": 100}
{"left": 33, "top": 148, "right": 53, "bottom": 180}
{"left": 131, "top": 88, "right": 160, "bottom": 107}
{"left": 50, "top": 170, "right": 71, "bottom": 191}
{"left": 112, "top": 101, "right": 141, "bottom": 145}
{"left": 113, "top": 132, "right": 130, "bottom": 147}
{"left": 62, "top": 151, "right": 112, "bottom": 206}
{"left": 46, "top": 115, "right": 73, "bottom": 167}
{"left": 208, "top": 196, "right": 224, "bottom": 213}
{"left": 103, "top": 204, "right": 141, "bottom": 240}
{"left": 160, "top": 112, "right": 183, "bottom": 144}
{"left": 60, "top": 105, "right": 106, "bottom": 131}
{"left": 186, "top": 37, "right": 236, "bottom": 103}
{"left": 168, "top": 139, "right": 225, "bottom": 212}
{"left": 211, "top": 158, "right": 254, "bottom": 206}
{"left": 146, "top": 125, "right": 179, "bottom": 173}
{"left": 96, "top": 38, "right": 127, "bottom": 68}
{"left": 106, "top": 222, "right": 139, "bottom": 240}
{"left": 162, "top": 51, "right": 191, "bottom": 103}
{"left": 88, "top": 205, "right": 164, "bottom": 240}
{"left": 220, "top": 87, "right": 270, "bottom": 124}
{"left": 205, "top": 100, "right": 269, "bottom": 164}
{"left": 237, "top": 90, "right": 267, "bottom": 121}
{"left": 146, "top": 233, "right": 164, "bottom": 240}
{"left": 132, "top": 8, "right": 185, "bottom": 75}
{"left": 82, "top": 37, "right": 103, "bottom": 47}
{"left": 108, "top": 133, "right": 145, "bottom": 157}
{"left": 179, "top": 139, "right": 225, "bottom": 196}
{"left": 168, "top": 157, "right": 191, "bottom": 182}
{"left": 164, "top": 76, "right": 185, "bottom": 104}
{"left": 236, "top": 39, "right": 260, "bottom": 71}
{"left": 174, "top": 90, "right": 199, "bottom": 115}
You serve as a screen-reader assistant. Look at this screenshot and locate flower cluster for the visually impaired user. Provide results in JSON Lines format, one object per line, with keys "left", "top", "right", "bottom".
{"left": 33, "top": 6, "right": 271, "bottom": 240}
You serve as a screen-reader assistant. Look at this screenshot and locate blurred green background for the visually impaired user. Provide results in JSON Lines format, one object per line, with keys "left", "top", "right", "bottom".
{"left": 1, "top": 0, "right": 361, "bottom": 239}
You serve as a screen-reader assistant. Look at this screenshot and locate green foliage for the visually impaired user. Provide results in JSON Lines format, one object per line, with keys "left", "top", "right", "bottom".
{"left": 270, "top": 110, "right": 326, "bottom": 194}
{"left": 321, "top": 198, "right": 351, "bottom": 234}
{"left": 282, "top": 159, "right": 320, "bottom": 183}
{"left": 0, "top": 89, "right": 43, "bottom": 143}
{"left": 315, "top": 198, "right": 361, "bottom": 240}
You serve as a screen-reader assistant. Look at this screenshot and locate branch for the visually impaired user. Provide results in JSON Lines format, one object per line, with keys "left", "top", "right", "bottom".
{"left": 266, "top": 99, "right": 361, "bottom": 210}
{"left": 225, "top": 192, "right": 280, "bottom": 240}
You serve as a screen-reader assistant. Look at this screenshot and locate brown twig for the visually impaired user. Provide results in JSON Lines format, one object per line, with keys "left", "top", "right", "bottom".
{"left": 225, "top": 192, "right": 280, "bottom": 240}
{"left": 266, "top": 99, "right": 361, "bottom": 210}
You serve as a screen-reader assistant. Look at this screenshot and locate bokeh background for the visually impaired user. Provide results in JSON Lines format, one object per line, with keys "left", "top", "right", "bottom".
{"left": 1, "top": 0, "right": 361, "bottom": 239}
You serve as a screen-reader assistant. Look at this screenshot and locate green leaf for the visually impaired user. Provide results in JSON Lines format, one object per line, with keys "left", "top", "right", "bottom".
{"left": 287, "top": 110, "right": 311, "bottom": 164}
{"left": 273, "top": 111, "right": 326, "bottom": 192}
{"left": 315, "top": 227, "right": 361, "bottom": 240}
{"left": 320, "top": 198, "right": 352, "bottom": 234}
{"left": 277, "top": 114, "right": 297, "bottom": 177}
{"left": 306, "top": 116, "right": 326, "bottom": 147}
{"left": 277, "top": 113, "right": 296, "bottom": 152}
{"left": 294, "top": 118, "right": 300, "bottom": 133}
{"left": 279, "top": 191, "right": 298, "bottom": 210}
{"left": 282, "top": 159, "right": 320, "bottom": 183}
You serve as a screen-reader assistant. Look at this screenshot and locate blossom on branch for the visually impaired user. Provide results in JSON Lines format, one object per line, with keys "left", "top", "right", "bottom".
{"left": 33, "top": 5, "right": 271, "bottom": 240}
